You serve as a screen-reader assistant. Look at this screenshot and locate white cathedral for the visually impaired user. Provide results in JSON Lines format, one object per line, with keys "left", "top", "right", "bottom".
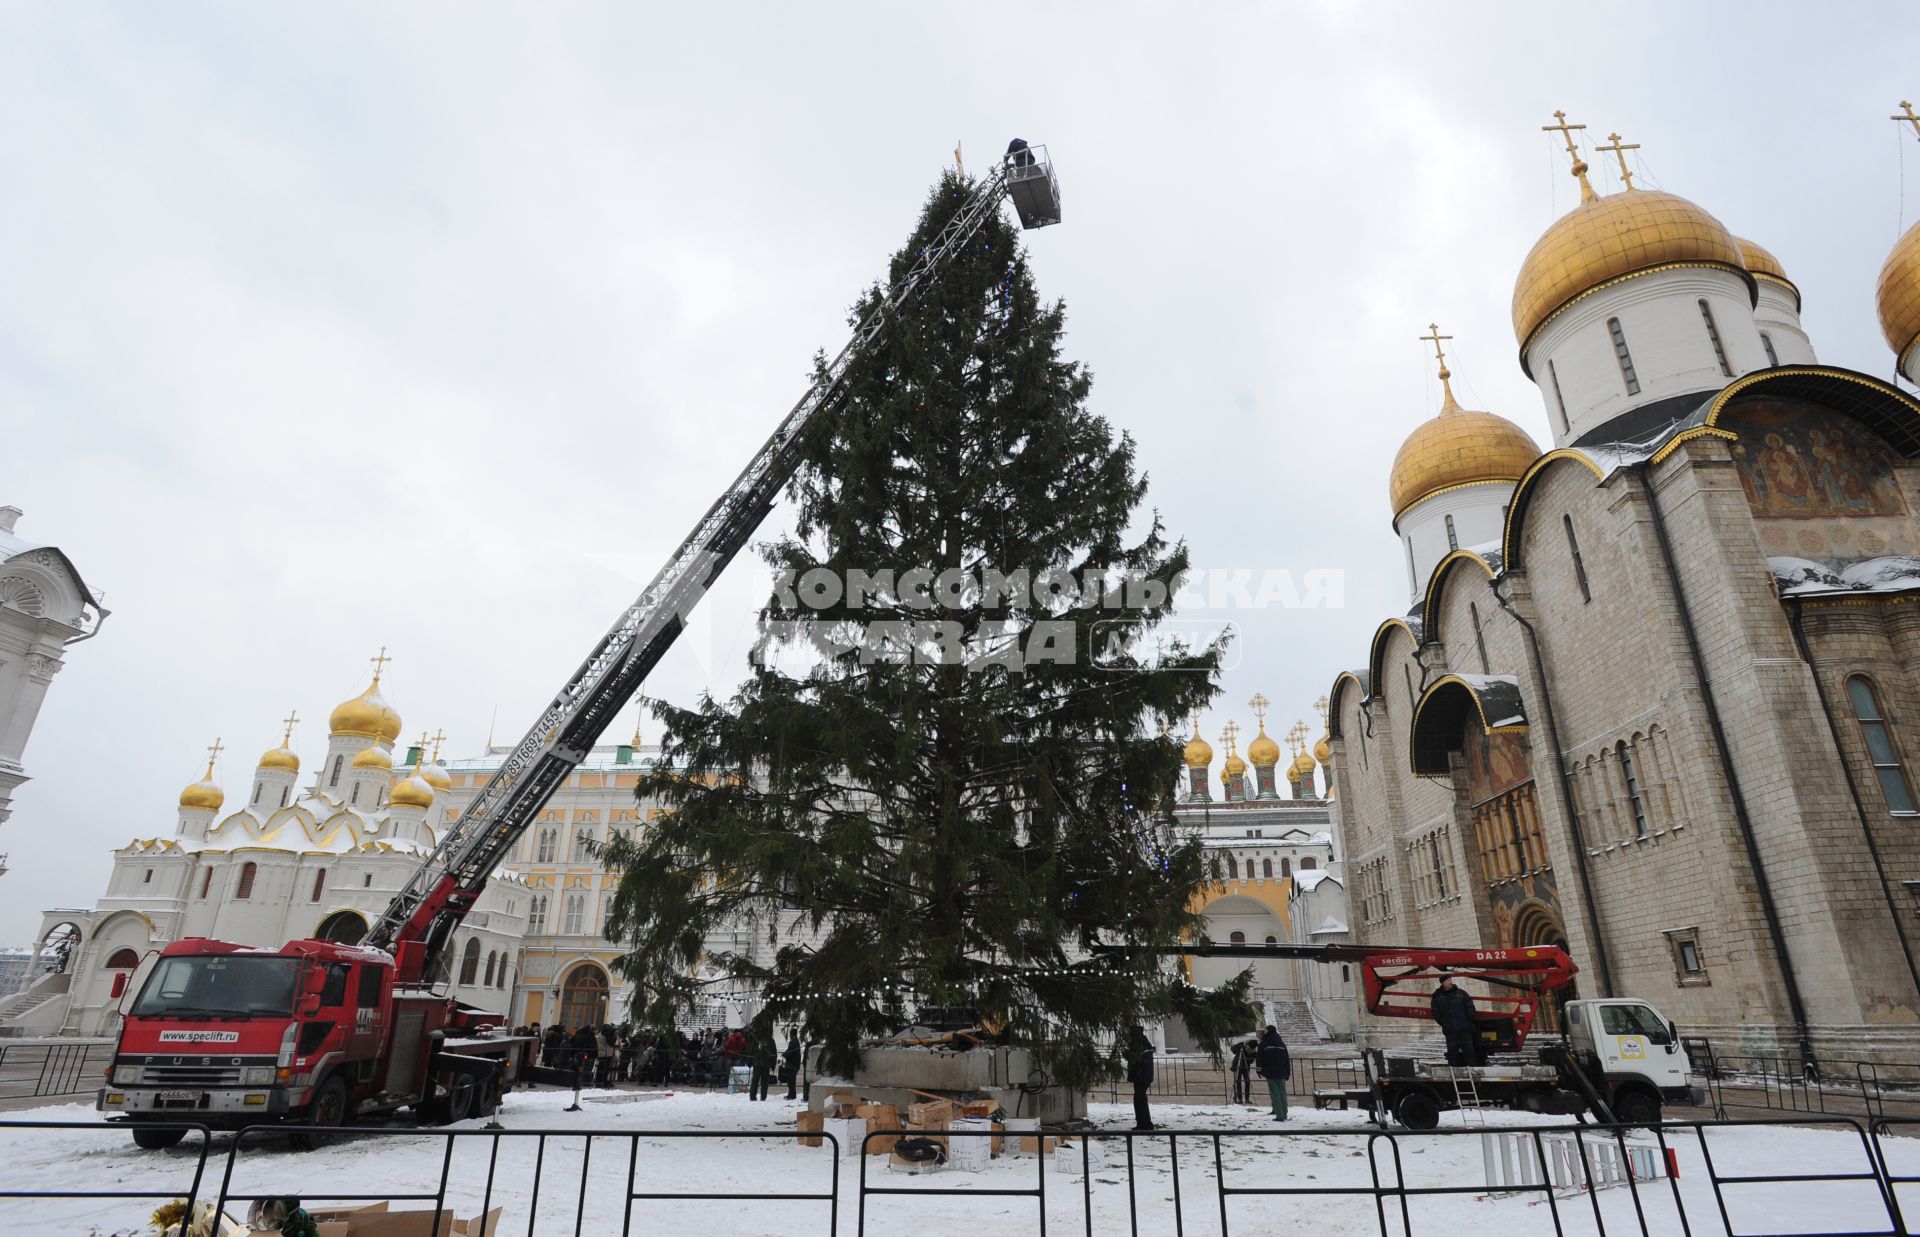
{"left": 16, "top": 662, "right": 528, "bottom": 1037}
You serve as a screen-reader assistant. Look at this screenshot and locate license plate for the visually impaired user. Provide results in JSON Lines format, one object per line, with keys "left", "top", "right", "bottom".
{"left": 157, "top": 1090, "right": 201, "bottom": 1103}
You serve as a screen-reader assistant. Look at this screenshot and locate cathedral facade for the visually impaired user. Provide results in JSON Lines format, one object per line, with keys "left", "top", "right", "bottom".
{"left": 21, "top": 665, "right": 528, "bottom": 1037}
{"left": 1325, "top": 114, "right": 1920, "bottom": 1067}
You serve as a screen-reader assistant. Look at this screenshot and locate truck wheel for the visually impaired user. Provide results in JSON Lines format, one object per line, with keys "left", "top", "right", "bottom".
{"left": 1612, "top": 1088, "right": 1662, "bottom": 1128}
{"left": 1394, "top": 1088, "right": 1441, "bottom": 1132}
{"left": 289, "top": 1076, "right": 350, "bottom": 1150}
{"left": 131, "top": 1126, "right": 186, "bottom": 1151}
{"left": 443, "top": 1077, "right": 475, "bottom": 1124}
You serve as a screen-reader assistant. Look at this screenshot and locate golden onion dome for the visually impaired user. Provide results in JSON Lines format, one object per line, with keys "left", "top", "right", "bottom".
{"left": 258, "top": 744, "right": 299, "bottom": 773}
{"left": 389, "top": 774, "right": 435, "bottom": 809}
{"left": 1246, "top": 729, "right": 1282, "bottom": 767}
{"left": 1878, "top": 219, "right": 1920, "bottom": 372}
{"left": 1736, "top": 236, "right": 1800, "bottom": 309}
{"left": 351, "top": 746, "right": 393, "bottom": 770}
{"left": 1223, "top": 752, "right": 1248, "bottom": 777}
{"left": 1512, "top": 189, "right": 1746, "bottom": 353}
{"left": 330, "top": 676, "right": 403, "bottom": 742}
{"left": 1388, "top": 388, "right": 1540, "bottom": 520}
{"left": 1182, "top": 733, "right": 1214, "bottom": 767}
{"left": 179, "top": 774, "right": 224, "bottom": 812}
{"left": 1314, "top": 734, "right": 1332, "bottom": 765}
{"left": 1289, "top": 751, "right": 1316, "bottom": 779}
{"left": 419, "top": 761, "right": 453, "bottom": 792}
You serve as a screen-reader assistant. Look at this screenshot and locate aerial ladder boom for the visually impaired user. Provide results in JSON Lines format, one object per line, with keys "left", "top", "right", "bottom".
{"left": 367, "top": 148, "right": 1061, "bottom": 985}
{"left": 1093, "top": 941, "right": 1577, "bottom": 1052}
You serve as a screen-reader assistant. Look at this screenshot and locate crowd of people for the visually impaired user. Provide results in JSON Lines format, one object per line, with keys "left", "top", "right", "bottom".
{"left": 503, "top": 1022, "right": 806, "bottom": 1099}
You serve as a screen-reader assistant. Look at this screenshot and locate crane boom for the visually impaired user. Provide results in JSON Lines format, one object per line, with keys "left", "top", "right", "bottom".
{"left": 368, "top": 151, "right": 1056, "bottom": 983}
{"left": 1093, "top": 940, "right": 1577, "bottom": 1052}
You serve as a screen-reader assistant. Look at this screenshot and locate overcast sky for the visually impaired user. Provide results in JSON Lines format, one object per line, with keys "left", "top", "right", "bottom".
{"left": 2, "top": 3, "right": 1916, "bottom": 945}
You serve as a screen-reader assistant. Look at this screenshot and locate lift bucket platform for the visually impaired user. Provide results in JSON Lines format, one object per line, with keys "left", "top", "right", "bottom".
{"left": 1005, "top": 144, "right": 1061, "bottom": 229}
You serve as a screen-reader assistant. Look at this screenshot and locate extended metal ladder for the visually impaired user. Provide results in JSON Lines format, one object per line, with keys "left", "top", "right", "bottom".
{"left": 366, "top": 148, "right": 1060, "bottom": 978}
{"left": 1444, "top": 1065, "right": 1489, "bottom": 1125}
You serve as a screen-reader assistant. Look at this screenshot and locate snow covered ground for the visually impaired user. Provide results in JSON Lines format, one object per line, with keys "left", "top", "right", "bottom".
{"left": 0, "top": 1089, "right": 1912, "bottom": 1236}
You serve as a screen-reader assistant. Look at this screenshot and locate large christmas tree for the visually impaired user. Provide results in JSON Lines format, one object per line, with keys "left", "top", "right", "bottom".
{"left": 601, "top": 171, "right": 1250, "bottom": 1086}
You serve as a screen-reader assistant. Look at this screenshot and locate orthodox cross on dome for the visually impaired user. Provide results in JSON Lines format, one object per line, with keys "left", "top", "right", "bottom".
{"left": 204, "top": 737, "right": 225, "bottom": 777}
{"left": 369, "top": 647, "right": 392, "bottom": 685}
{"left": 1419, "top": 323, "right": 1459, "bottom": 407}
{"left": 1543, "top": 110, "right": 1598, "bottom": 203}
{"left": 1285, "top": 720, "right": 1310, "bottom": 758}
{"left": 279, "top": 710, "right": 300, "bottom": 747}
{"left": 1248, "top": 692, "right": 1270, "bottom": 728}
{"left": 1895, "top": 101, "right": 1920, "bottom": 143}
{"left": 1595, "top": 132, "right": 1640, "bottom": 190}
{"left": 1219, "top": 718, "right": 1240, "bottom": 755}
{"left": 429, "top": 729, "right": 446, "bottom": 762}
{"left": 1190, "top": 708, "right": 1203, "bottom": 741}
{"left": 1315, "top": 695, "right": 1330, "bottom": 725}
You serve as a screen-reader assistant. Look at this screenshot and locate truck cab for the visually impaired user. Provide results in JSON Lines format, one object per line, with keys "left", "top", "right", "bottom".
{"left": 100, "top": 938, "right": 398, "bottom": 1148}
{"left": 1563, "top": 997, "right": 1699, "bottom": 1122}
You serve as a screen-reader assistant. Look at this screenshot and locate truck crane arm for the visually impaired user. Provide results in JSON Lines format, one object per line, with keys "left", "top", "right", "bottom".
{"left": 1090, "top": 941, "right": 1577, "bottom": 1052}
{"left": 367, "top": 150, "right": 1060, "bottom": 986}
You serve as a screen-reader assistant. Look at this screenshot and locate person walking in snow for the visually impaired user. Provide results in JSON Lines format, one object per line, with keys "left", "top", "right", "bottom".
{"left": 1255, "top": 1025, "right": 1290, "bottom": 1121}
{"left": 1431, "top": 975, "right": 1478, "bottom": 1067}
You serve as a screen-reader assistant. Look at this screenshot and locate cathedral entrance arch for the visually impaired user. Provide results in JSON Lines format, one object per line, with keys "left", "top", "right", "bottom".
{"left": 315, "top": 910, "right": 368, "bottom": 945}
{"left": 39, "top": 922, "right": 82, "bottom": 974}
{"left": 558, "top": 962, "right": 609, "bottom": 1029}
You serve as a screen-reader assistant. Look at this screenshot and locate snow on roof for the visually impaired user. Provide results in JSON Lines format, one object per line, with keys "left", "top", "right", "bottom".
{"left": 1451, "top": 674, "right": 1526, "bottom": 728}
{"left": 1293, "top": 869, "right": 1334, "bottom": 893}
{"left": 1310, "top": 915, "right": 1350, "bottom": 935}
{"left": 1772, "top": 555, "right": 1920, "bottom": 599}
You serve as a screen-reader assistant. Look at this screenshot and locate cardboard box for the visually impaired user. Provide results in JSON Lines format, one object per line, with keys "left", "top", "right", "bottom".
{"left": 947, "top": 1118, "right": 992, "bottom": 1174}
{"left": 887, "top": 1144, "right": 944, "bottom": 1175}
{"left": 991, "top": 1120, "right": 1006, "bottom": 1157}
{"left": 305, "top": 1203, "right": 502, "bottom": 1237}
{"left": 856, "top": 1103, "right": 901, "bottom": 1154}
{"left": 795, "top": 1109, "right": 824, "bottom": 1148}
{"left": 960, "top": 1100, "right": 997, "bottom": 1120}
{"left": 826, "top": 1088, "right": 862, "bottom": 1114}
{"left": 821, "top": 1116, "right": 867, "bottom": 1159}
{"left": 906, "top": 1099, "right": 955, "bottom": 1128}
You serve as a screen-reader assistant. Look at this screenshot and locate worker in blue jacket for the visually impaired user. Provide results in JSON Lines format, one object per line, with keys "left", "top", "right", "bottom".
{"left": 1431, "top": 975, "right": 1479, "bottom": 1067}
{"left": 1255, "top": 1026, "right": 1290, "bottom": 1121}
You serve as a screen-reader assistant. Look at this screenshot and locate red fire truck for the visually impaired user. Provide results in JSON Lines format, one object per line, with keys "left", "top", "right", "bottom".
{"left": 99, "top": 145, "right": 1063, "bottom": 1148}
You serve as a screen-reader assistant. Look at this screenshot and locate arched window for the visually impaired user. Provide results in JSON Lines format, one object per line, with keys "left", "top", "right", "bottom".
{"left": 528, "top": 895, "right": 548, "bottom": 933}
{"left": 252, "top": 782, "right": 263, "bottom": 805}
{"left": 311, "top": 869, "right": 327, "bottom": 902}
{"left": 1229, "top": 931, "right": 1246, "bottom": 945}
{"left": 1265, "top": 936, "right": 1278, "bottom": 945}
{"left": 1698, "top": 299, "right": 1732, "bottom": 376}
{"left": 1262, "top": 858, "right": 1273, "bottom": 879}
{"left": 1301, "top": 857, "right": 1318, "bottom": 870}
{"left": 1564, "top": 515, "right": 1592, "bottom": 603}
{"left": 536, "top": 829, "right": 557, "bottom": 863}
{"left": 483, "top": 952, "right": 496, "bottom": 987}
{"left": 105, "top": 948, "right": 140, "bottom": 970}
{"left": 458, "top": 938, "right": 481, "bottom": 986}
{"left": 1607, "top": 316, "right": 1640, "bottom": 395}
{"left": 329, "top": 755, "right": 343, "bottom": 788}
{"left": 315, "top": 910, "right": 368, "bottom": 945}
{"left": 199, "top": 868, "right": 214, "bottom": 900}
{"left": 1618, "top": 741, "right": 1649, "bottom": 839}
{"left": 1226, "top": 853, "right": 1239, "bottom": 879}
{"left": 1760, "top": 332, "right": 1780, "bottom": 367}
{"left": 1281, "top": 857, "right": 1292, "bottom": 878}
{"left": 1444, "top": 513, "right": 1458, "bottom": 552}
{"left": 496, "top": 959, "right": 510, "bottom": 990}
{"left": 1848, "top": 676, "right": 1918, "bottom": 813}
{"left": 235, "top": 862, "right": 257, "bottom": 900}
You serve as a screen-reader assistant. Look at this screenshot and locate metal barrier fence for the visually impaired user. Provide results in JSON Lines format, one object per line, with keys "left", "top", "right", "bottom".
{"left": 1696, "top": 1050, "right": 1920, "bottom": 1122}
{"left": 4, "top": 1114, "right": 1919, "bottom": 1235}
{"left": 0, "top": 1039, "right": 114, "bottom": 1099}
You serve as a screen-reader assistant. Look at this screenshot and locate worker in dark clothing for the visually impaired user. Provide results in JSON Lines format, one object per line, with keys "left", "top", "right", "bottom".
{"left": 1255, "top": 1026, "right": 1290, "bottom": 1121}
{"left": 1431, "top": 974, "right": 1479, "bottom": 1067}
{"left": 781, "top": 1031, "right": 803, "bottom": 1101}
{"left": 748, "top": 1025, "right": 776, "bottom": 1102}
{"left": 1006, "top": 137, "right": 1034, "bottom": 169}
{"left": 569, "top": 1024, "right": 598, "bottom": 1086}
{"left": 1231, "top": 1037, "right": 1256, "bottom": 1104}
{"left": 541, "top": 1023, "right": 567, "bottom": 1069}
{"left": 1125, "top": 1025, "right": 1156, "bottom": 1132}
